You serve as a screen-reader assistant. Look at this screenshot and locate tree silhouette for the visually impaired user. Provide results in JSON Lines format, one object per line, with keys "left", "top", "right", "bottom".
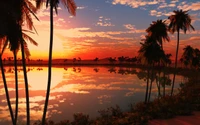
{"left": 108, "top": 57, "right": 117, "bottom": 63}
{"left": 168, "top": 10, "right": 195, "bottom": 96}
{"left": 138, "top": 36, "right": 165, "bottom": 66}
{"left": 118, "top": 56, "right": 126, "bottom": 63}
{"left": 138, "top": 35, "right": 167, "bottom": 103}
{"left": 36, "top": 0, "right": 77, "bottom": 124}
{"left": 181, "top": 45, "right": 200, "bottom": 69}
{"left": 0, "top": 1, "right": 38, "bottom": 124}
{"left": 181, "top": 45, "right": 194, "bottom": 68}
{"left": 146, "top": 19, "right": 170, "bottom": 49}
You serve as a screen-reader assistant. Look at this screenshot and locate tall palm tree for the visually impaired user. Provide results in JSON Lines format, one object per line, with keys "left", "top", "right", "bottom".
{"left": 168, "top": 10, "right": 195, "bottom": 95}
{"left": 0, "top": 2, "right": 16, "bottom": 124}
{"left": 0, "top": 1, "right": 38, "bottom": 124}
{"left": 1, "top": 29, "right": 38, "bottom": 125}
{"left": 146, "top": 20, "right": 170, "bottom": 96}
{"left": 13, "top": 31, "right": 38, "bottom": 125}
{"left": 36, "top": 0, "right": 77, "bottom": 123}
{"left": 138, "top": 36, "right": 165, "bottom": 103}
{"left": 13, "top": 1, "right": 38, "bottom": 124}
{"left": 0, "top": 37, "right": 15, "bottom": 125}
{"left": 146, "top": 19, "right": 170, "bottom": 49}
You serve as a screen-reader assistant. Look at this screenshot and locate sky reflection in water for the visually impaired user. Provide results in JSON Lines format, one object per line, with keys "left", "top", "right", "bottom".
{"left": 0, "top": 66, "right": 184, "bottom": 124}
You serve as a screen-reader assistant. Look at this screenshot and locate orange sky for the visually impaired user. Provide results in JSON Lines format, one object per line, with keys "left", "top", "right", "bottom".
{"left": 2, "top": 0, "right": 200, "bottom": 60}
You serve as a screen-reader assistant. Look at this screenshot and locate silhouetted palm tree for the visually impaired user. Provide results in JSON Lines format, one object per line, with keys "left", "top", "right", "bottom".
{"left": 118, "top": 56, "right": 126, "bottom": 63}
{"left": 146, "top": 19, "right": 170, "bottom": 49}
{"left": 182, "top": 45, "right": 194, "bottom": 68}
{"left": 138, "top": 36, "right": 165, "bottom": 66}
{"left": 168, "top": 10, "right": 195, "bottom": 96}
{"left": 4, "top": 0, "right": 37, "bottom": 124}
{"left": 36, "top": 0, "right": 77, "bottom": 124}
{"left": 181, "top": 45, "right": 200, "bottom": 69}
{"left": 0, "top": 1, "right": 38, "bottom": 124}
{"left": 0, "top": 38, "right": 15, "bottom": 125}
{"left": 108, "top": 57, "right": 117, "bottom": 63}
{"left": 1, "top": 30, "right": 37, "bottom": 125}
{"left": 138, "top": 36, "right": 165, "bottom": 103}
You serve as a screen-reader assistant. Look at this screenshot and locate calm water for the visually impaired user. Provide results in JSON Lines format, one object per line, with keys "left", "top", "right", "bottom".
{"left": 0, "top": 66, "right": 184, "bottom": 124}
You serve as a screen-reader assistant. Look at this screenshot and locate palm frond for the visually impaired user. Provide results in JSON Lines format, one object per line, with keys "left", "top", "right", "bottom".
{"left": 24, "top": 2, "right": 39, "bottom": 21}
{"left": 22, "top": 32, "right": 38, "bottom": 46}
{"left": 62, "top": 0, "right": 77, "bottom": 16}
{"left": 0, "top": 37, "right": 8, "bottom": 55}
{"left": 23, "top": 40, "right": 31, "bottom": 58}
{"left": 36, "top": 0, "right": 46, "bottom": 9}
{"left": 168, "top": 9, "right": 195, "bottom": 34}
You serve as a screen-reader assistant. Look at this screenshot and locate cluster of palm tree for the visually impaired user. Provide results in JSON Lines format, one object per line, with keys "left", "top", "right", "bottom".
{"left": 0, "top": 0, "right": 77, "bottom": 125}
{"left": 138, "top": 10, "right": 194, "bottom": 102}
{"left": 0, "top": 1, "right": 39, "bottom": 125}
{"left": 180, "top": 45, "right": 200, "bottom": 69}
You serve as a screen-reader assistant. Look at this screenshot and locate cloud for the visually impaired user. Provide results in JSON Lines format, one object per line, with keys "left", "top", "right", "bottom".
{"left": 124, "top": 24, "right": 145, "bottom": 33}
{"left": 112, "top": 0, "right": 162, "bottom": 8}
{"left": 178, "top": 1, "right": 200, "bottom": 11}
{"left": 149, "top": 9, "right": 174, "bottom": 17}
{"left": 77, "top": 6, "right": 87, "bottom": 10}
{"left": 95, "top": 16, "right": 115, "bottom": 27}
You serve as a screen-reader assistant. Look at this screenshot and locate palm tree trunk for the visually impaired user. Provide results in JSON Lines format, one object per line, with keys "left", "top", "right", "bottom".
{"left": 148, "top": 64, "right": 154, "bottom": 102}
{"left": 42, "top": 1, "right": 54, "bottom": 124}
{"left": 163, "top": 69, "right": 166, "bottom": 97}
{"left": 20, "top": 39, "right": 30, "bottom": 125}
{"left": 145, "top": 66, "right": 150, "bottom": 104}
{"left": 0, "top": 56, "right": 15, "bottom": 125}
{"left": 171, "top": 29, "right": 180, "bottom": 96}
{"left": 13, "top": 50, "right": 18, "bottom": 125}
{"left": 157, "top": 71, "right": 161, "bottom": 97}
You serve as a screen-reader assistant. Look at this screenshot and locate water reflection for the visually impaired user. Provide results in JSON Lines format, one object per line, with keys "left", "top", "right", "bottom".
{"left": 0, "top": 66, "right": 185, "bottom": 124}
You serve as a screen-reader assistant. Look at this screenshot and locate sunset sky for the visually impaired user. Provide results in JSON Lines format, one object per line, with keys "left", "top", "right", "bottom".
{"left": 3, "top": 0, "right": 200, "bottom": 60}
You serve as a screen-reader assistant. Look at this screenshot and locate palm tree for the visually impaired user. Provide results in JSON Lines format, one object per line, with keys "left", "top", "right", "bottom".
{"left": 138, "top": 36, "right": 166, "bottom": 103}
{"left": 36, "top": 0, "right": 77, "bottom": 124}
{"left": 0, "top": 1, "right": 38, "bottom": 124}
{"left": 181, "top": 46, "right": 200, "bottom": 69}
{"left": 0, "top": 38, "right": 15, "bottom": 125}
{"left": 14, "top": 2, "right": 38, "bottom": 124}
{"left": 138, "top": 36, "right": 165, "bottom": 66}
{"left": 1, "top": 30, "right": 37, "bottom": 125}
{"left": 181, "top": 45, "right": 194, "bottom": 68}
{"left": 146, "top": 19, "right": 170, "bottom": 49}
{"left": 168, "top": 10, "right": 195, "bottom": 95}
{"left": 146, "top": 20, "right": 170, "bottom": 95}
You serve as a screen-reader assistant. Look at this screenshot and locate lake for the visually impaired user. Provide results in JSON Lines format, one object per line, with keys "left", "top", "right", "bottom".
{"left": 0, "top": 66, "right": 184, "bottom": 124}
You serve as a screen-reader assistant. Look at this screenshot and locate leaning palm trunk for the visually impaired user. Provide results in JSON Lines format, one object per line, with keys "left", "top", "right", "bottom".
{"left": 171, "top": 29, "right": 180, "bottom": 96}
{"left": 20, "top": 39, "right": 30, "bottom": 125}
{"left": 0, "top": 56, "right": 15, "bottom": 125}
{"left": 42, "top": 1, "right": 54, "bottom": 124}
{"left": 13, "top": 50, "right": 18, "bottom": 125}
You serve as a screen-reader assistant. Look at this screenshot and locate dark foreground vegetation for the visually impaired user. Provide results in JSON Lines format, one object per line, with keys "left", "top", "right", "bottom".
{"left": 32, "top": 71, "right": 200, "bottom": 125}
